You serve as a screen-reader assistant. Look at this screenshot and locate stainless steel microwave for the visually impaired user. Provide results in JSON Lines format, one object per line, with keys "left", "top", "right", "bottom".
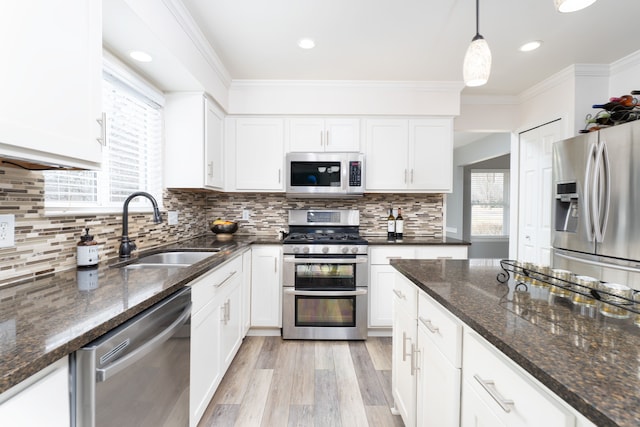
{"left": 286, "top": 152, "right": 365, "bottom": 197}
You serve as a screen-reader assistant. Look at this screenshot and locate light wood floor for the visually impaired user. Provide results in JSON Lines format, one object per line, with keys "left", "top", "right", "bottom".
{"left": 197, "top": 336, "right": 404, "bottom": 427}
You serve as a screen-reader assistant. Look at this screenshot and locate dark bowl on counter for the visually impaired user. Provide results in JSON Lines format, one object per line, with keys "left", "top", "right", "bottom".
{"left": 210, "top": 221, "right": 239, "bottom": 240}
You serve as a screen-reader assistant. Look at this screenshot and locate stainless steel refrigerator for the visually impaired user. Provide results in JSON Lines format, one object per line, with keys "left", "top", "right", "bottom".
{"left": 552, "top": 120, "right": 640, "bottom": 289}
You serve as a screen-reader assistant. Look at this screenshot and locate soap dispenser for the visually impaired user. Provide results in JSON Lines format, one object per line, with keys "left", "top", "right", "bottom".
{"left": 77, "top": 228, "right": 99, "bottom": 267}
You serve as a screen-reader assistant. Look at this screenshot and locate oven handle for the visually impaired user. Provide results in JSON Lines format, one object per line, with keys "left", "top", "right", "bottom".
{"left": 283, "top": 257, "right": 368, "bottom": 264}
{"left": 284, "top": 288, "right": 367, "bottom": 297}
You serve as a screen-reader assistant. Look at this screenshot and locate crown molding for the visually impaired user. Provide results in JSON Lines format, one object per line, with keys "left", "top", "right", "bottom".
{"left": 610, "top": 49, "right": 640, "bottom": 76}
{"left": 460, "top": 95, "right": 519, "bottom": 105}
{"left": 161, "top": 0, "right": 232, "bottom": 87}
{"left": 230, "top": 79, "right": 465, "bottom": 92}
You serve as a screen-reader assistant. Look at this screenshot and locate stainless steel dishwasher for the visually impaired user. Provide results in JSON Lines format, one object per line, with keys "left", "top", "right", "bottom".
{"left": 73, "top": 287, "right": 191, "bottom": 427}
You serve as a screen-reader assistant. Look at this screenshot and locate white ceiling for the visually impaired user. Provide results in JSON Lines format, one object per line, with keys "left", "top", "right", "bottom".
{"left": 176, "top": 0, "right": 640, "bottom": 96}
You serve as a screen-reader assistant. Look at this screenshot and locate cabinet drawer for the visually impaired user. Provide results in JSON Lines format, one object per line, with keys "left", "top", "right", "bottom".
{"left": 370, "top": 246, "right": 416, "bottom": 264}
{"left": 191, "top": 255, "right": 243, "bottom": 314}
{"left": 418, "top": 291, "right": 462, "bottom": 367}
{"left": 393, "top": 274, "right": 418, "bottom": 315}
{"left": 463, "top": 330, "right": 574, "bottom": 427}
{"left": 414, "top": 245, "right": 468, "bottom": 259}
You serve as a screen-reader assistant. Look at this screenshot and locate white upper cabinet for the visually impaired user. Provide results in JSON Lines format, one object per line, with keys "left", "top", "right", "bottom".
{"left": 165, "top": 93, "right": 225, "bottom": 190}
{"left": 287, "top": 118, "right": 360, "bottom": 152}
{"left": 0, "top": 0, "right": 103, "bottom": 169}
{"left": 365, "top": 118, "right": 453, "bottom": 192}
{"left": 227, "top": 118, "right": 285, "bottom": 192}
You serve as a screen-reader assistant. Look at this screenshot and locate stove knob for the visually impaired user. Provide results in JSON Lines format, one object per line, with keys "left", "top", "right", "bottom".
{"left": 342, "top": 247, "right": 349, "bottom": 254}
{"left": 303, "top": 247, "right": 310, "bottom": 254}
{"left": 322, "top": 246, "right": 329, "bottom": 254}
{"left": 293, "top": 247, "right": 300, "bottom": 254}
{"left": 351, "top": 247, "right": 359, "bottom": 254}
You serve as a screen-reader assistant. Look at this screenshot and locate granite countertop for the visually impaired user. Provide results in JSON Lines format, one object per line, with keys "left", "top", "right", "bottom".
{"left": 0, "top": 234, "right": 277, "bottom": 395}
{"left": 364, "top": 235, "right": 470, "bottom": 246}
{"left": 391, "top": 258, "right": 640, "bottom": 427}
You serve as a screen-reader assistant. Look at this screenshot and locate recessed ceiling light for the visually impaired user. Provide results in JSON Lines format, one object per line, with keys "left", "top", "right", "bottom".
{"left": 297, "top": 38, "right": 315, "bottom": 49}
{"left": 519, "top": 40, "right": 542, "bottom": 52}
{"left": 129, "top": 50, "right": 153, "bottom": 62}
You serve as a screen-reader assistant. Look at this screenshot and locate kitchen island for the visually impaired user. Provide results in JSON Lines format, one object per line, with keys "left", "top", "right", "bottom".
{"left": 391, "top": 258, "right": 640, "bottom": 427}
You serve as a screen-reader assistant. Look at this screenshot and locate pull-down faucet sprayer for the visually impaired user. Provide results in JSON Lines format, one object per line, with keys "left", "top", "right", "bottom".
{"left": 119, "top": 191, "right": 162, "bottom": 259}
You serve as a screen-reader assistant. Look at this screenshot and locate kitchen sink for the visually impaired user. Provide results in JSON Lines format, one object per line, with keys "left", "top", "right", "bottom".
{"left": 115, "top": 250, "right": 220, "bottom": 269}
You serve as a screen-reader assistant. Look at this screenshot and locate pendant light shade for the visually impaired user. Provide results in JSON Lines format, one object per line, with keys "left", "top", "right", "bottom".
{"left": 463, "top": 0, "right": 491, "bottom": 87}
{"left": 554, "top": 0, "right": 597, "bottom": 13}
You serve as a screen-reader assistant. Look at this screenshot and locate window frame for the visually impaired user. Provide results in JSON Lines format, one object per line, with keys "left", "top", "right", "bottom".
{"left": 470, "top": 169, "right": 510, "bottom": 239}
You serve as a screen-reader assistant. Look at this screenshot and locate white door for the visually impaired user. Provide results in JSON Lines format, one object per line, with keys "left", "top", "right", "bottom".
{"left": 250, "top": 246, "right": 282, "bottom": 327}
{"left": 325, "top": 118, "right": 360, "bottom": 152}
{"left": 288, "top": 118, "right": 324, "bottom": 152}
{"left": 409, "top": 119, "right": 453, "bottom": 192}
{"left": 205, "top": 99, "right": 224, "bottom": 189}
{"left": 235, "top": 119, "right": 284, "bottom": 191}
{"left": 518, "top": 120, "right": 562, "bottom": 265}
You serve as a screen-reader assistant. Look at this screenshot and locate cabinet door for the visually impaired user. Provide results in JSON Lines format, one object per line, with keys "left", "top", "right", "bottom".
{"left": 370, "top": 264, "right": 397, "bottom": 327}
{"left": 325, "top": 118, "right": 360, "bottom": 152}
{"left": 190, "top": 300, "right": 222, "bottom": 427}
{"left": 461, "top": 379, "right": 506, "bottom": 427}
{"left": 0, "top": 0, "right": 102, "bottom": 168}
{"left": 205, "top": 98, "right": 224, "bottom": 189}
{"left": 409, "top": 119, "right": 453, "bottom": 192}
{"left": 417, "top": 326, "right": 461, "bottom": 427}
{"left": 235, "top": 118, "right": 284, "bottom": 191}
{"left": 0, "top": 357, "right": 70, "bottom": 427}
{"left": 250, "top": 246, "right": 282, "bottom": 327}
{"left": 288, "top": 118, "right": 325, "bottom": 152}
{"left": 365, "top": 119, "right": 409, "bottom": 190}
{"left": 219, "top": 274, "right": 243, "bottom": 372}
{"left": 392, "top": 306, "right": 417, "bottom": 427}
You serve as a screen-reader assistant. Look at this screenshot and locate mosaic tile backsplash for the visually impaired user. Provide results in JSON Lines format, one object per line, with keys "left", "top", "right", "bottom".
{"left": 0, "top": 165, "right": 442, "bottom": 286}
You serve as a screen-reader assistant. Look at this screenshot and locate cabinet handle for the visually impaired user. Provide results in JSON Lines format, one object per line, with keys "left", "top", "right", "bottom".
{"left": 411, "top": 169, "right": 414, "bottom": 183}
{"left": 278, "top": 169, "right": 281, "bottom": 184}
{"left": 96, "top": 112, "right": 107, "bottom": 146}
{"left": 437, "top": 256, "right": 453, "bottom": 260}
{"left": 220, "top": 302, "right": 227, "bottom": 323}
{"left": 225, "top": 299, "right": 231, "bottom": 322}
{"left": 386, "top": 256, "right": 402, "bottom": 260}
{"left": 418, "top": 316, "right": 439, "bottom": 334}
{"left": 404, "top": 169, "right": 408, "bottom": 184}
{"left": 274, "top": 258, "right": 278, "bottom": 273}
{"left": 393, "top": 289, "right": 405, "bottom": 299}
{"left": 326, "top": 130, "right": 329, "bottom": 146}
{"left": 319, "top": 130, "right": 324, "bottom": 147}
{"left": 214, "top": 270, "right": 237, "bottom": 288}
{"left": 402, "top": 332, "right": 412, "bottom": 362}
{"left": 411, "top": 344, "right": 419, "bottom": 376}
{"left": 473, "top": 374, "right": 515, "bottom": 413}
{"left": 207, "top": 161, "right": 213, "bottom": 177}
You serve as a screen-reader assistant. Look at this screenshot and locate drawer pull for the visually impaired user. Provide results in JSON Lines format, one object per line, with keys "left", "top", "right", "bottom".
{"left": 214, "top": 270, "right": 237, "bottom": 288}
{"left": 419, "top": 316, "right": 439, "bottom": 334}
{"left": 393, "top": 289, "right": 405, "bottom": 299}
{"left": 473, "top": 374, "right": 514, "bottom": 413}
{"left": 386, "top": 256, "right": 402, "bottom": 260}
{"left": 437, "top": 256, "right": 453, "bottom": 259}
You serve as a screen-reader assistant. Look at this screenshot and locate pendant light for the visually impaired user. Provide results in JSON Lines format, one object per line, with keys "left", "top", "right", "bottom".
{"left": 463, "top": 0, "right": 491, "bottom": 87}
{"left": 554, "top": 0, "right": 597, "bottom": 13}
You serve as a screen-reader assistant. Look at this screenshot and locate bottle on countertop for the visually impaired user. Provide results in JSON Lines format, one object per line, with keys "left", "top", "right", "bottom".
{"left": 395, "top": 208, "right": 404, "bottom": 240}
{"left": 77, "top": 227, "right": 99, "bottom": 267}
{"left": 387, "top": 207, "right": 395, "bottom": 240}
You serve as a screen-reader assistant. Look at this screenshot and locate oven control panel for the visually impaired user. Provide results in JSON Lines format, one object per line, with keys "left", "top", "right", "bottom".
{"left": 284, "top": 245, "right": 368, "bottom": 255}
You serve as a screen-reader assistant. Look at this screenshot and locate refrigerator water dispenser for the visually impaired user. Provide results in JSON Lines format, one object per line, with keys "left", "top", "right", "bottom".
{"left": 555, "top": 182, "right": 579, "bottom": 232}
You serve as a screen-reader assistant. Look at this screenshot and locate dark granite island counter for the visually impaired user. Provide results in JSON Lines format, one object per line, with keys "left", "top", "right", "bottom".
{"left": 391, "top": 258, "right": 640, "bottom": 427}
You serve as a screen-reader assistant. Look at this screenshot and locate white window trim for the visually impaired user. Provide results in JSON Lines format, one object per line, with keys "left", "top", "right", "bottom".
{"left": 470, "top": 169, "right": 510, "bottom": 238}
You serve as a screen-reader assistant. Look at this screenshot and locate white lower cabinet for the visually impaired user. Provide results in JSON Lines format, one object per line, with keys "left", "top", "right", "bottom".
{"left": 416, "top": 290, "right": 462, "bottom": 427}
{"left": 461, "top": 329, "right": 574, "bottom": 427}
{"left": 370, "top": 245, "right": 467, "bottom": 328}
{"left": 0, "top": 357, "right": 70, "bottom": 427}
{"left": 190, "top": 255, "right": 244, "bottom": 427}
{"left": 250, "top": 245, "right": 282, "bottom": 328}
{"left": 460, "top": 380, "right": 505, "bottom": 427}
{"left": 392, "top": 274, "right": 418, "bottom": 427}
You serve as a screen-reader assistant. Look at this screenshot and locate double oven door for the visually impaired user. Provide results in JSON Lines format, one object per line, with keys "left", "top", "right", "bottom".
{"left": 282, "top": 253, "right": 368, "bottom": 340}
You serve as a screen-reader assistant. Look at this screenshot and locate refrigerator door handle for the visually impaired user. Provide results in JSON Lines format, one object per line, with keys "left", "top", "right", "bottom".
{"left": 584, "top": 141, "right": 597, "bottom": 242}
{"left": 592, "top": 139, "right": 610, "bottom": 243}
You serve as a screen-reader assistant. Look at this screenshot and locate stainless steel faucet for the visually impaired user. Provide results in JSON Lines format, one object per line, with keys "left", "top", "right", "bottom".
{"left": 119, "top": 191, "right": 163, "bottom": 258}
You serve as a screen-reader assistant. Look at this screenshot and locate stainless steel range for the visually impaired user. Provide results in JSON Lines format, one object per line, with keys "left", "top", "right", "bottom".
{"left": 282, "top": 209, "right": 368, "bottom": 340}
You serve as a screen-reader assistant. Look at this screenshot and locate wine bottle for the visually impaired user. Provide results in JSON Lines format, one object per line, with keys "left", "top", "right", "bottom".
{"left": 395, "top": 208, "right": 404, "bottom": 240}
{"left": 387, "top": 207, "right": 395, "bottom": 240}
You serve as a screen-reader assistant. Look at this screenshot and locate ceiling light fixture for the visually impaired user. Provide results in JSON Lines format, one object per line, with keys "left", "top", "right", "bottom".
{"left": 554, "top": 0, "right": 597, "bottom": 13}
{"left": 519, "top": 40, "right": 542, "bottom": 52}
{"left": 129, "top": 50, "right": 153, "bottom": 62}
{"left": 463, "top": 0, "right": 492, "bottom": 87}
{"left": 297, "top": 38, "right": 315, "bottom": 49}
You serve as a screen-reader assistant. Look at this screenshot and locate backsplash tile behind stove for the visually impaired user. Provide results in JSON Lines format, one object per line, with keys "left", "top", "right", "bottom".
{"left": 0, "top": 164, "right": 442, "bottom": 286}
